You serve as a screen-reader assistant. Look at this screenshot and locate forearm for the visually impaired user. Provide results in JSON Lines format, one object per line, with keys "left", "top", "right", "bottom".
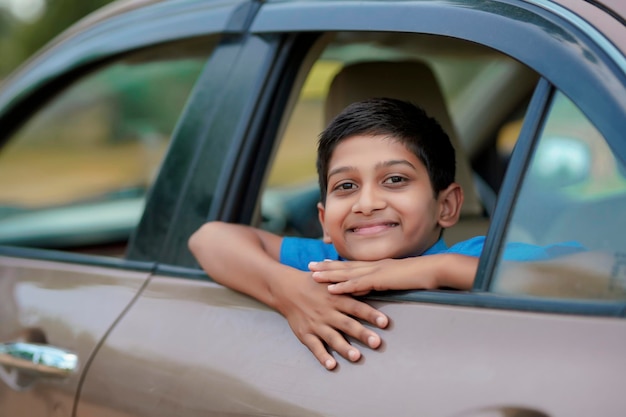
{"left": 188, "top": 221, "right": 294, "bottom": 311}
{"left": 313, "top": 254, "right": 478, "bottom": 294}
{"left": 391, "top": 254, "right": 478, "bottom": 290}
{"left": 189, "top": 222, "right": 389, "bottom": 370}
{"left": 432, "top": 254, "right": 479, "bottom": 290}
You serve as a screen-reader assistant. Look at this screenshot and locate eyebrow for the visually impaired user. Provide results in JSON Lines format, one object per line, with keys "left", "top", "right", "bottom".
{"left": 327, "top": 159, "right": 417, "bottom": 179}
{"left": 377, "top": 159, "right": 416, "bottom": 170}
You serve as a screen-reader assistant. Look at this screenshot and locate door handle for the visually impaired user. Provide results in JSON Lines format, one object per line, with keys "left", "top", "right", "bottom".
{"left": 0, "top": 342, "right": 79, "bottom": 379}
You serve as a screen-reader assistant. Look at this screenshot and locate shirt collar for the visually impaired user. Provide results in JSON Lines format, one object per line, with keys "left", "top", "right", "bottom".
{"left": 422, "top": 237, "right": 448, "bottom": 256}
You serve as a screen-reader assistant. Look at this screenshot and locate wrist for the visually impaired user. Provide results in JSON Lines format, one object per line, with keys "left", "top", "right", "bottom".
{"left": 435, "top": 254, "right": 477, "bottom": 290}
{"left": 266, "top": 267, "right": 307, "bottom": 315}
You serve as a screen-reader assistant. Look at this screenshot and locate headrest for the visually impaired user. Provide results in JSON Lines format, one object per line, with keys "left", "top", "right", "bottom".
{"left": 324, "top": 60, "right": 483, "bottom": 216}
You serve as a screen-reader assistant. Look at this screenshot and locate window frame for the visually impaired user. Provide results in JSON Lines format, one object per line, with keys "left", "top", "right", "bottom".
{"left": 199, "top": 0, "right": 626, "bottom": 316}
{"left": 251, "top": 0, "right": 626, "bottom": 161}
{"left": 0, "top": 0, "right": 254, "bottom": 268}
{"left": 474, "top": 78, "right": 555, "bottom": 292}
{"left": 140, "top": 32, "right": 285, "bottom": 268}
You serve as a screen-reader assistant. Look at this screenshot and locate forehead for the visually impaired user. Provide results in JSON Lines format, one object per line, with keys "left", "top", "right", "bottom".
{"left": 328, "top": 134, "right": 422, "bottom": 170}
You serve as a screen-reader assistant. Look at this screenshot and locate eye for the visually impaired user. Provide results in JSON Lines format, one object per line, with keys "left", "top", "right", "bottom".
{"left": 383, "top": 175, "right": 407, "bottom": 185}
{"left": 333, "top": 182, "right": 357, "bottom": 192}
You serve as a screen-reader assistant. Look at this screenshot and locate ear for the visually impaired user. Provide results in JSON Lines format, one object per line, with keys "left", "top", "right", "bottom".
{"left": 317, "top": 201, "right": 332, "bottom": 243}
{"left": 437, "top": 183, "right": 463, "bottom": 229}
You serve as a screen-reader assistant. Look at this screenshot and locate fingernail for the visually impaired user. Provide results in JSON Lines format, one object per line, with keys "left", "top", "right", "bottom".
{"left": 368, "top": 335, "right": 379, "bottom": 348}
{"left": 323, "top": 259, "right": 332, "bottom": 262}
{"left": 312, "top": 272, "right": 320, "bottom": 278}
{"left": 308, "top": 261, "right": 317, "bottom": 267}
{"left": 325, "top": 359, "right": 336, "bottom": 370}
{"left": 348, "top": 349, "right": 360, "bottom": 361}
{"left": 328, "top": 284, "right": 336, "bottom": 291}
{"left": 376, "top": 315, "right": 388, "bottom": 328}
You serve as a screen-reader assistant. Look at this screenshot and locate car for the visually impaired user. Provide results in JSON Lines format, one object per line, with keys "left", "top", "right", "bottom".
{"left": 1, "top": 0, "right": 625, "bottom": 415}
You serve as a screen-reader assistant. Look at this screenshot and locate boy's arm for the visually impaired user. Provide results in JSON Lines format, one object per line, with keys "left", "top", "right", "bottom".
{"left": 188, "top": 221, "right": 389, "bottom": 370}
{"left": 309, "top": 254, "right": 478, "bottom": 294}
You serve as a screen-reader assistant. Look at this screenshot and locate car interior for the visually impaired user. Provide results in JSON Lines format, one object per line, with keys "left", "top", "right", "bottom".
{"left": 258, "top": 31, "right": 540, "bottom": 246}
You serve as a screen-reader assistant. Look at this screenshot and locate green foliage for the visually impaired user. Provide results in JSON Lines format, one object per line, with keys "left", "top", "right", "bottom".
{"left": 1, "top": 0, "right": 113, "bottom": 78}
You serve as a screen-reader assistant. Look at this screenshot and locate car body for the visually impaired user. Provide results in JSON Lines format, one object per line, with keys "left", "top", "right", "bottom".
{"left": 1, "top": 0, "right": 626, "bottom": 416}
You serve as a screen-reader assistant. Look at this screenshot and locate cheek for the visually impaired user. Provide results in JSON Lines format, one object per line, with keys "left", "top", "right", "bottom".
{"left": 397, "top": 192, "right": 431, "bottom": 212}
{"left": 399, "top": 196, "right": 438, "bottom": 225}
{"left": 325, "top": 213, "right": 344, "bottom": 234}
{"left": 320, "top": 202, "right": 343, "bottom": 233}
{"left": 323, "top": 200, "right": 346, "bottom": 221}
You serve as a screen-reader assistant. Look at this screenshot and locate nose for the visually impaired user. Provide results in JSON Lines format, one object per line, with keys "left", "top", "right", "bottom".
{"left": 352, "top": 184, "right": 386, "bottom": 215}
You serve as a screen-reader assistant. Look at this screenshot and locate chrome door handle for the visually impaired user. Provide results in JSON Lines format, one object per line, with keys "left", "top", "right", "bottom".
{"left": 0, "top": 342, "right": 79, "bottom": 379}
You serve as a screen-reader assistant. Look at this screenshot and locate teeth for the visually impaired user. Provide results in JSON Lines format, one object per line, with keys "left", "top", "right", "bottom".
{"left": 350, "top": 223, "right": 397, "bottom": 232}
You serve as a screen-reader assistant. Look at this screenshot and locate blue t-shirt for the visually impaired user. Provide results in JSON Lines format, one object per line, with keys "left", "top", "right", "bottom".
{"left": 279, "top": 236, "right": 585, "bottom": 271}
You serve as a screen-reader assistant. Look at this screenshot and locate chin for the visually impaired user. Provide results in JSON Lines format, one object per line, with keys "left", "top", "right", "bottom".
{"left": 347, "top": 247, "right": 406, "bottom": 262}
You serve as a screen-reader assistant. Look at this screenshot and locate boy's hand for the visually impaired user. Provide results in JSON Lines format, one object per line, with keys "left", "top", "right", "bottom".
{"left": 309, "top": 255, "right": 477, "bottom": 294}
{"left": 272, "top": 271, "right": 389, "bottom": 370}
{"left": 309, "top": 258, "right": 436, "bottom": 295}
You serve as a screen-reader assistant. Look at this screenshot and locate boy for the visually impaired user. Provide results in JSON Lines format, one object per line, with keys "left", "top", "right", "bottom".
{"left": 189, "top": 98, "right": 482, "bottom": 370}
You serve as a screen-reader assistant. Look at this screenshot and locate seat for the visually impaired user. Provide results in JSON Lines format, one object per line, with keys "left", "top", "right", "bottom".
{"left": 324, "top": 60, "right": 490, "bottom": 244}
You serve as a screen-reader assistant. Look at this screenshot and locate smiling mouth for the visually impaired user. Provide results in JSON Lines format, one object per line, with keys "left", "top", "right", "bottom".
{"left": 348, "top": 222, "right": 399, "bottom": 235}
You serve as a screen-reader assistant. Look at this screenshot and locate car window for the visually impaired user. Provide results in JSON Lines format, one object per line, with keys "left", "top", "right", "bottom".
{"left": 0, "top": 37, "right": 216, "bottom": 256}
{"left": 260, "top": 32, "right": 537, "bottom": 243}
{"left": 492, "top": 90, "right": 626, "bottom": 300}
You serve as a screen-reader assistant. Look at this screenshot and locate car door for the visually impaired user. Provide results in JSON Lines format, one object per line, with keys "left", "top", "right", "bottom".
{"left": 74, "top": 28, "right": 292, "bottom": 417}
{"left": 77, "top": 1, "right": 626, "bottom": 417}
{"left": 0, "top": 1, "right": 250, "bottom": 415}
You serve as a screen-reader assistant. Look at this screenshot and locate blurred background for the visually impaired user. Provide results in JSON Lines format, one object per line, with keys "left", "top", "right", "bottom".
{"left": 0, "top": 0, "right": 208, "bottom": 253}
{"left": 0, "top": 0, "right": 113, "bottom": 79}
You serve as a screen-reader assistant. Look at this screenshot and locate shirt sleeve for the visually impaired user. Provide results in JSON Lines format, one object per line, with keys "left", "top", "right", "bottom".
{"left": 447, "top": 236, "right": 587, "bottom": 261}
{"left": 500, "top": 240, "right": 587, "bottom": 261}
{"left": 446, "top": 236, "right": 487, "bottom": 257}
{"left": 280, "top": 237, "right": 340, "bottom": 271}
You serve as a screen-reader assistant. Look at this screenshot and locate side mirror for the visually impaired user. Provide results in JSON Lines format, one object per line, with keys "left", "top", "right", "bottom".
{"left": 528, "top": 135, "right": 591, "bottom": 188}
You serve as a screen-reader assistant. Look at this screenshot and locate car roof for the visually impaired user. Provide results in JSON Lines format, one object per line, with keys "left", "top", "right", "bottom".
{"left": 77, "top": 0, "right": 626, "bottom": 32}
{"left": 8, "top": 0, "right": 245, "bottom": 75}
{"left": 545, "top": 0, "right": 623, "bottom": 16}
{"left": 580, "top": 0, "right": 625, "bottom": 18}
{"left": 9, "top": 0, "right": 626, "bottom": 83}
{"left": 61, "top": 0, "right": 167, "bottom": 38}
{"left": 61, "top": 0, "right": 626, "bottom": 50}
{"left": 547, "top": 0, "right": 626, "bottom": 54}
{"left": 16, "top": 0, "right": 169, "bottom": 61}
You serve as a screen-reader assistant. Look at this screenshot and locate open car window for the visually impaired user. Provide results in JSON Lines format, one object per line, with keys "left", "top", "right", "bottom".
{"left": 260, "top": 32, "right": 538, "bottom": 246}
{"left": 492, "top": 90, "right": 626, "bottom": 301}
{"left": 0, "top": 37, "right": 216, "bottom": 257}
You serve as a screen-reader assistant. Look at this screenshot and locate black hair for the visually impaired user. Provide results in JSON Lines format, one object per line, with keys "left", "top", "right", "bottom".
{"left": 317, "top": 97, "right": 456, "bottom": 204}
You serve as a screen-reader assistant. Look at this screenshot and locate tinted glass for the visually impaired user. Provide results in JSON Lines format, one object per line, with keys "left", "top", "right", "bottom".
{"left": 0, "top": 37, "right": 215, "bottom": 256}
{"left": 492, "top": 91, "right": 626, "bottom": 300}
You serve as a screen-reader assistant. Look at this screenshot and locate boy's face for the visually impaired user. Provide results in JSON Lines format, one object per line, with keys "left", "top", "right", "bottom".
{"left": 317, "top": 134, "right": 460, "bottom": 261}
